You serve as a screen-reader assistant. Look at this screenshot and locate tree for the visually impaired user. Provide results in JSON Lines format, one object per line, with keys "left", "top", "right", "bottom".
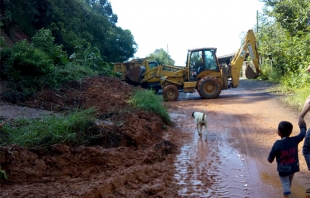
{"left": 260, "top": 0, "right": 310, "bottom": 36}
{"left": 256, "top": 1, "right": 310, "bottom": 88}
{"left": 0, "top": 0, "right": 137, "bottom": 63}
{"left": 149, "top": 48, "right": 175, "bottom": 65}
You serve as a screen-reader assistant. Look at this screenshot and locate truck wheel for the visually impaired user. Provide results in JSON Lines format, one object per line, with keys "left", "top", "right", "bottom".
{"left": 197, "top": 76, "right": 221, "bottom": 99}
{"left": 162, "top": 85, "right": 179, "bottom": 101}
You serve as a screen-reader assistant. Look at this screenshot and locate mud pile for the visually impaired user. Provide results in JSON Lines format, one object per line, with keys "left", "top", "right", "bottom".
{"left": 0, "top": 76, "right": 179, "bottom": 197}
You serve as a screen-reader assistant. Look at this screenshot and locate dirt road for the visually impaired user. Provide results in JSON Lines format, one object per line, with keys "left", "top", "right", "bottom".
{"left": 164, "top": 79, "right": 310, "bottom": 198}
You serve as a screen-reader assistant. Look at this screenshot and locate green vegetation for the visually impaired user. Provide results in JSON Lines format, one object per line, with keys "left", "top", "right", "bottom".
{"left": 256, "top": 0, "right": 310, "bottom": 108}
{"left": 0, "top": 0, "right": 136, "bottom": 101}
{"left": 149, "top": 48, "right": 175, "bottom": 66}
{"left": 0, "top": 0, "right": 136, "bottom": 63}
{"left": 128, "top": 89, "right": 171, "bottom": 125}
{"left": 0, "top": 108, "right": 97, "bottom": 148}
{"left": 0, "top": 29, "right": 112, "bottom": 101}
{"left": 283, "top": 87, "right": 309, "bottom": 109}
{"left": 268, "top": 84, "right": 310, "bottom": 110}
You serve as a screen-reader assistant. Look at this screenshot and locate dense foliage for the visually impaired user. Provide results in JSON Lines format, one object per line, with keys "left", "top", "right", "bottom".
{"left": 0, "top": 29, "right": 111, "bottom": 101}
{"left": 257, "top": 0, "right": 310, "bottom": 91}
{"left": 0, "top": 0, "right": 137, "bottom": 63}
{"left": 0, "top": 0, "right": 136, "bottom": 101}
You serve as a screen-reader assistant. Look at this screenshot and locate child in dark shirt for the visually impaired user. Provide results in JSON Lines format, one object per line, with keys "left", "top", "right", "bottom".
{"left": 268, "top": 121, "right": 307, "bottom": 196}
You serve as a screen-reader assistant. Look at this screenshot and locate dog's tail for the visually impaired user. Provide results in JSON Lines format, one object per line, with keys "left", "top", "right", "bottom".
{"left": 202, "top": 108, "right": 207, "bottom": 121}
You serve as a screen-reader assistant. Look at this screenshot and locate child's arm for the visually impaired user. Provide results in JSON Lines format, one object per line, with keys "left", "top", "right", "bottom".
{"left": 267, "top": 145, "right": 276, "bottom": 163}
{"left": 297, "top": 123, "right": 307, "bottom": 141}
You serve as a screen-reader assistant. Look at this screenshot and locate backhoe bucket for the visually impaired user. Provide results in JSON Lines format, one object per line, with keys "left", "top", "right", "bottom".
{"left": 125, "top": 66, "right": 146, "bottom": 84}
{"left": 245, "top": 64, "right": 258, "bottom": 79}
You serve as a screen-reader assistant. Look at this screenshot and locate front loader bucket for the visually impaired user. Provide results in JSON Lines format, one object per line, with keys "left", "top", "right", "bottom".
{"left": 245, "top": 64, "right": 258, "bottom": 79}
{"left": 125, "top": 66, "right": 146, "bottom": 84}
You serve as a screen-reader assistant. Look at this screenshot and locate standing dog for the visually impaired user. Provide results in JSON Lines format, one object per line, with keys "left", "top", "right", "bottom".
{"left": 192, "top": 110, "right": 208, "bottom": 137}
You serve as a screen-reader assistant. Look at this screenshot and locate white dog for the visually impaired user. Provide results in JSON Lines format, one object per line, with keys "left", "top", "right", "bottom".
{"left": 192, "top": 111, "right": 208, "bottom": 137}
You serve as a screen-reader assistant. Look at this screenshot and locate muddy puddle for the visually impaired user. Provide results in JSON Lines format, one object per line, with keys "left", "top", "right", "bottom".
{"left": 171, "top": 111, "right": 254, "bottom": 197}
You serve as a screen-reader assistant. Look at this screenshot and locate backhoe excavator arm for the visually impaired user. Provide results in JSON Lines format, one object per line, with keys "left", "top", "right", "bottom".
{"left": 230, "top": 29, "right": 263, "bottom": 88}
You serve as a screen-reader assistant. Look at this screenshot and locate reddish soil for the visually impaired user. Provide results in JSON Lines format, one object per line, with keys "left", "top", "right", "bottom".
{"left": 1, "top": 77, "right": 310, "bottom": 198}
{"left": 0, "top": 76, "right": 179, "bottom": 197}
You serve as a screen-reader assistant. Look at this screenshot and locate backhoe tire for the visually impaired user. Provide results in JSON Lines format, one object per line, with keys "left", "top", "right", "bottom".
{"left": 197, "top": 76, "right": 221, "bottom": 99}
{"left": 162, "top": 85, "right": 179, "bottom": 101}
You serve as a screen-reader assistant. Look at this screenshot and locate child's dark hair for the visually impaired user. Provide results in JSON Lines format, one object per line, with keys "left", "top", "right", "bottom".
{"left": 278, "top": 121, "right": 293, "bottom": 137}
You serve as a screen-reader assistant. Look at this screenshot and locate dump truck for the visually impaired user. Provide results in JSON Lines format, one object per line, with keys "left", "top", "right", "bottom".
{"left": 114, "top": 29, "right": 262, "bottom": 101}
{"left": 113, "top": 57, "right": 185, "bottom": 93}
{"left": 113, "top": 57, "right": 162, "bottom": 93}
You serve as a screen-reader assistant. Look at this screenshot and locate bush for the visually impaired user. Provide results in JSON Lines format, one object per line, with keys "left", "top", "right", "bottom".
{"left": 69, "top": 44, "right": 113, "bottom": 76}
{"left": 0, "top": 28, "right": 113, "bottom": 101}
{"left": 128, "top": 89, "right": 171, "bottom": 124}
{"left": 1, "top": 40, "right": 54, "bottom": 78}
{"left": 32, "top": 28, "right": 69, "bottom": 66}
{"left": 258, "top": 62, "right": 281, "bottom": 82}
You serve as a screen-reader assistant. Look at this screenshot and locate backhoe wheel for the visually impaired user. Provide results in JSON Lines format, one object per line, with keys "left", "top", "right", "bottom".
{"left": 162, "top": 85, "right": 179, "bottom": 101}
{"left": 197, "top": 76, "right": 221, "bottom": 99}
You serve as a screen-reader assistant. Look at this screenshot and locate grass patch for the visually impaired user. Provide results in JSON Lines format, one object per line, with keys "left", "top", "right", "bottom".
{"left": 128, "top": 89, "right": 171, "bottom": 125}
{"left": 268, "top": 84, "right": 310, "bottom": 111}
{"left": 281, "top": 87, "right": 310, "bottom": 110}
{"left": 0, "top": 108, "right": 96, "bottom": 148}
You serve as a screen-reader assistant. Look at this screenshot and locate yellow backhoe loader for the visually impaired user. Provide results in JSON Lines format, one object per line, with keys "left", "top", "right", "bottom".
{"left": 114, "top": 29, "right": 262, "bottom": 101}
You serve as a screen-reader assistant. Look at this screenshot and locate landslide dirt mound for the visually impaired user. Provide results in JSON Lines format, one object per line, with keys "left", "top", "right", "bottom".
{"left": 0, "top": 76, "right": 179, "bottom": 197}
{"left": 23, "top": 76, "right": 134, "bottom": 114}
